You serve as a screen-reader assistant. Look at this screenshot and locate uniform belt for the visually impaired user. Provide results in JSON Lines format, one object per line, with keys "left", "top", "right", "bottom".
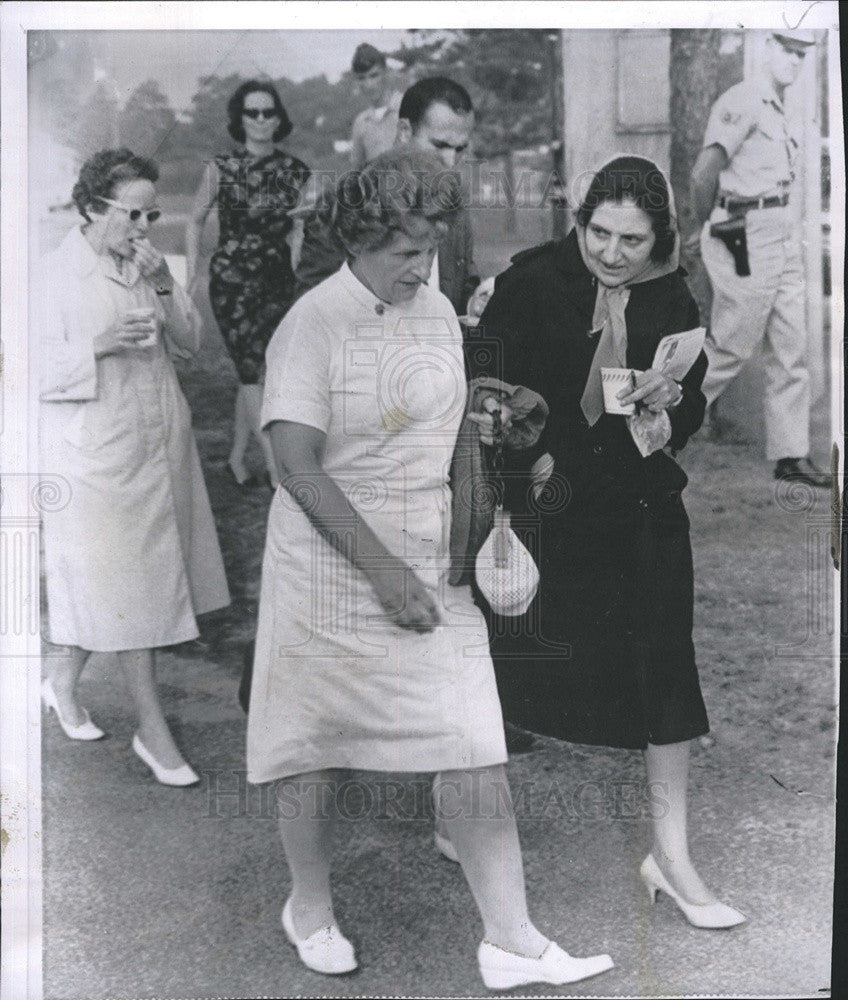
{"left": 717, "top": 193, "right": 789, "bottom": 212}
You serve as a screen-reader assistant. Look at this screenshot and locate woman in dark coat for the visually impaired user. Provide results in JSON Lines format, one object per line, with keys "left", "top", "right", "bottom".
{"left": 474, "top": 155, "right": 746, "bottom": 929}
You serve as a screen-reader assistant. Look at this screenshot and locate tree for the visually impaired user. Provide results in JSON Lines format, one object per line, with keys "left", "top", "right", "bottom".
{"left": 73, "top": 80, "right": 120, "bottom": 160}
{"left": 173, "top": 71, "right": 378, "bottom": 180}
{"left": 669, "top": 29, "right": 723, "bottom": 317}
{"left": 393, "top": 29, "right": 554, "bottom": 159}
{"left": 185, "top": 73, "right": 245, "bottom": 157}
{"left": 118, "top": 80, "right": 177, "bottom": 159}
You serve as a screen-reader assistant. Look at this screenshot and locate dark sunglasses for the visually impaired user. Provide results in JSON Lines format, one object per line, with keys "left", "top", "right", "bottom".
{"left": 101, "top": 198, "right": 161, "bottom": 223}
{"left": 242, "top": 107, "right": 278, "bottom": 120}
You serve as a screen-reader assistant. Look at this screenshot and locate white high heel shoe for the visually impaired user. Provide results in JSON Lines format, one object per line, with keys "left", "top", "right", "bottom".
{"left": 478, "top": 939, "right": 614, "bottom": 990}
{"left": 131, "top": 734, "right": 199, "bottom": 787}
{"left": 281, "top": 898, "right": 357, "bottom": 975}
{"left": 41, "top": 677, "right": 105, "bottom": 740}
{"left": 640, "top": 853, "right": 746, "bottom": 929}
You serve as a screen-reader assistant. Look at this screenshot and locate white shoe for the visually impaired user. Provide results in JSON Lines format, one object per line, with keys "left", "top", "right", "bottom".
{"left": 281, "top": 898, "right": 357, "bottom": 975}
{"left": 434, "top": 829, "right": 460, "bottom": 863}
{"left": 640, "top": 853, "right": 746, "bottom": 929}
{"left": 41, "top": 677, "right": 105, "bottom": 740}
{"left": 131, "top": 734, "right": 199, "bottom": 787}
{"left": 478, "top": 939, "right": 614, "bottom": 990}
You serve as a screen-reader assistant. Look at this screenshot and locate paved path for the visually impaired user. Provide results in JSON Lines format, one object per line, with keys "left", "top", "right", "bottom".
{"left": 42, "top": 437, "right": 836, "bottom": 999}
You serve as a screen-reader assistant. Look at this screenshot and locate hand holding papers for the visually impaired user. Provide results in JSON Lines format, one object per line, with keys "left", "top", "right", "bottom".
{"left": 651, "top": 327, "right": 706, "bottom": 381}
{"left": 620, "top": 329, "right": 705, "bottom": 456}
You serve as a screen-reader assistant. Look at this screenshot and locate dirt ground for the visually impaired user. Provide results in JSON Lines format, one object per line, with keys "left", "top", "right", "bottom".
{"left": 40, "top": 274, "right": 838, "bottom": 998}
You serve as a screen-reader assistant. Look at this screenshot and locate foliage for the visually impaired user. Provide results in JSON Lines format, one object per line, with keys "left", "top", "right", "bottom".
{"left": 37, "top": 30, "right": 561, "bottom": 193}
{"left": 118, "top": 80, "right": 178, "bottom": 160}
{"left": 73, "top": 81, "right": 121, "bottom": 160}
{"left": 391, "top": 29, "right": 559, "bottom": 157}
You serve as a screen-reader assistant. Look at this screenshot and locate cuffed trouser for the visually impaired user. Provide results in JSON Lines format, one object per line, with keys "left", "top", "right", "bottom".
{"left": 701, "top": 205, "right": 809, "bottom": 461}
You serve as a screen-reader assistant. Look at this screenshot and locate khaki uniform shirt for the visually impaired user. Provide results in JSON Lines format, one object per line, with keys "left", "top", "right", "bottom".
{"left": 350, "top": 91, "right": 403, "bottom": 169}
{"left": 702, "top": 76, "right": 799, "bottom": 198}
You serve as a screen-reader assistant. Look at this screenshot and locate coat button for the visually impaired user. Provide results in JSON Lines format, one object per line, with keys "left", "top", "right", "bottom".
{"left": 375, "top": 302, "right": 385, "bottom": 315}
{"left": 639, "top": 498, "right": 649, "bottom": 510}
{"left": 593, "top": 444, "right": 603, "bottom": 455}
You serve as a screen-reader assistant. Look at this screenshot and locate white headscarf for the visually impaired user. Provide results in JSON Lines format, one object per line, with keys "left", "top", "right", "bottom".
{"left": 576, "top": 155, "right": 680, "bottom": 426}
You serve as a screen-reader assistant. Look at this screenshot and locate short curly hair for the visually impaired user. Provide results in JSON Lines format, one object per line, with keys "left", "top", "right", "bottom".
{"left": 575, "top": 155, "right": 676, "bottom": 263}
{"left": 71, "top": 148, "right": 159, "bottom": 223}
{"left": 323, "top": 149, "right": 464, "bottom": 257}
{"left": 226, "top": 80, "right": 292, "bottom": 144}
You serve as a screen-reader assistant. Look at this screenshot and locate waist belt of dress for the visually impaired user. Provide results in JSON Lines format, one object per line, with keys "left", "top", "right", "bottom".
{"left": 717, "top": 192, "right": 790, "bottom": 212}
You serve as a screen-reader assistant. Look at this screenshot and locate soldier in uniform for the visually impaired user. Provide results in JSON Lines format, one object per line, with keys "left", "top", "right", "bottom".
{"left": 690, "top": 28, "right": 828, "bottom": 488}
{"left": 349, "top": 43, "right": 403, "bottom": 170}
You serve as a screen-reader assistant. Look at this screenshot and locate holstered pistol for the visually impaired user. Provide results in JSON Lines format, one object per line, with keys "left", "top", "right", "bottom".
{"left": 709, "top": 215, "right": 751, "bottom": 277}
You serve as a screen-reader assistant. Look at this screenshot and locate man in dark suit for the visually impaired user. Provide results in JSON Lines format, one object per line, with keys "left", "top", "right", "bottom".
{"left": 294, "top": 76, "right": 487, "bottom": 320}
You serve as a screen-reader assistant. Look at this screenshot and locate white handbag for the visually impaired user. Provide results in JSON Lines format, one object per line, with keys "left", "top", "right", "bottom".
{"left": 475, "top": 507, "right": 540, "bottom": 617}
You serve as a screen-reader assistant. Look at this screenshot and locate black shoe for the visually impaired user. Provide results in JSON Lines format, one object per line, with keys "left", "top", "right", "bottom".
{"left": 773, "top": 457, "right": 831, "bottom": 489}
{"left": 504, "top": 721, "right": 537, "bottom": 754}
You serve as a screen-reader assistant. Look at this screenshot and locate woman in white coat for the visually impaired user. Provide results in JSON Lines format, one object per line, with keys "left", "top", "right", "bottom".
{"left": 37, "top": 148, "right": 230, "bottom": 785}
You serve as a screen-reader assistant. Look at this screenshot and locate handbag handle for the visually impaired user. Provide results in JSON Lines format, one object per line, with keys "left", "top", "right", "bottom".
{"left": 490, "top": 407, "right": 510, "bottom": 568}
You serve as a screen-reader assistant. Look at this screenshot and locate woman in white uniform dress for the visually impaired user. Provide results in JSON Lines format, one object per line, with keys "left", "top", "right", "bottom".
{"left": 246, "top": 150, "right": 613, "bottom": 989}
{"left": 37, "top": 149, "right": 230, "bottom": 786}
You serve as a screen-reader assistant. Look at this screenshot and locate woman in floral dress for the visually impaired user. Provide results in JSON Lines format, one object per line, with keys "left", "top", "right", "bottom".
{"left": 186, "top": 79, "right": 310, "bottom": 488}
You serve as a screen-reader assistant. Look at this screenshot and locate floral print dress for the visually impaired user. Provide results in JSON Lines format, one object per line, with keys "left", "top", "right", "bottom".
{"left": 209, "top": 148, "right": 310, "bottom": 384}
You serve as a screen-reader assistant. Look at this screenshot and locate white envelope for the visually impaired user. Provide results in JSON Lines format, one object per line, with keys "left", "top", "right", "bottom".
{"left": 652, "top": 327, "right": 706, "bottom": 381}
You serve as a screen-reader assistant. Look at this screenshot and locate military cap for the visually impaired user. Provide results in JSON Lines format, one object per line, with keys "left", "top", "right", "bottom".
{"left": 771, "top": 28, "right": 816, "bottom": 48}
{"left": 352, "top": 43, "right": 386, "bottom": 75}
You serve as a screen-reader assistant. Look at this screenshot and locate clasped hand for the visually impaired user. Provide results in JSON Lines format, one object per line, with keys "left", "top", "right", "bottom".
{"left": 371, "top": 560, "right": 441, "bottom": 633}
{"left": 467, "top": 395, "right": 513, "bottom": 446}
{"left": 617, "top": 369, "right": 681, "bottom": 413}
{"left": 133, "top": 238, "right": 173, "bottom": 290}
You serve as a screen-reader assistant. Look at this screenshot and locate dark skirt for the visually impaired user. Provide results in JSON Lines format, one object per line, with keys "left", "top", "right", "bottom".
{"left": 209, "top": 240, "right": 296, "bottom": 385}
{"left": 486, "top": 493, "right": 709, "bottom": 750}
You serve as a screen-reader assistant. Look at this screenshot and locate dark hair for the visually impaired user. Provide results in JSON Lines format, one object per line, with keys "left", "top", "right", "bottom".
{"left": 352, "top": 42, "right": 386, "bottom": 75}
{"left": 575, "top": 155, "right": 675, "bottom": 262}
{"left": 324, "top": 148, "right": 463, "bottom": 257}
{"left": 398, "top": 76, "right": 474, "bottom": 130}
{"left": 226, "top": 80, "right": 292, "bottom": 143}
{"left": 71, "top": 148, "right": 159, "bottom": 223}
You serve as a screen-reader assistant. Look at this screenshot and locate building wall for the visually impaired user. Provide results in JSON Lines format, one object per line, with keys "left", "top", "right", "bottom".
{"left": 561, "top": 30, "right": 670, "bottom": 201}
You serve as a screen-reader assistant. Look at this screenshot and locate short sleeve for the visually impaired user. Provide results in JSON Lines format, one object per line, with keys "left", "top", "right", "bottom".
{"left": 702, "top": 86, "right": 755, "bottom": 160}
{"left": 261, "top": 302, "right": 332, "bottom": 434}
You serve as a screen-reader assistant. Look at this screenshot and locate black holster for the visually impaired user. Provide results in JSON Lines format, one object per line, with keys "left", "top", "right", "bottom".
{"left": 709, "top": 216, "right": 751, "bottom": 277}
